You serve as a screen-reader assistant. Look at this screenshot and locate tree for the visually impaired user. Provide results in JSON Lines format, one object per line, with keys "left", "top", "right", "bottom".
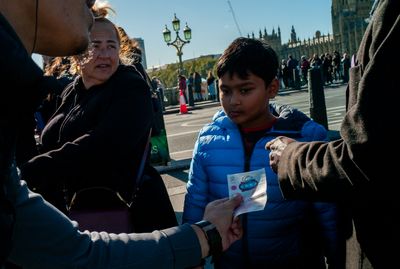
{"left": 148, "top": 55, "right": 219, "bottom": 88}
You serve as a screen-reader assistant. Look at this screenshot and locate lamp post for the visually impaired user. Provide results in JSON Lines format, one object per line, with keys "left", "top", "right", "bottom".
{"left": 163, "top": 14, "right": 194, "bottom": 106}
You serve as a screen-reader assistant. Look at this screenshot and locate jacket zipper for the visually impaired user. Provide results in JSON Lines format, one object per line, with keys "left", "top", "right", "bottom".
{"left": 241, "top": 134, "right": 253, "bottom": 268}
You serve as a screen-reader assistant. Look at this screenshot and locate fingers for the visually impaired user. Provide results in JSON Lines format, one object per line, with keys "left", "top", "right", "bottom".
{"left": 231, "top": 218, "right": 242, "bottom": 236}
{"left": 203, "top": 195, "right": 242, "bottom": 225}
{"left": 209, "top": 194, "right": 242, "bottom": 210}
{"left": 267, "top": 138, "right": 285, "bottom": 173}
{"left": 266, "top": 136, "right": 295, "bottom": 151}
{"left": 265, "top": 136, "right": 284, "bottom": 150}
{"left": 265, "top": 140, "right": 274, "bottom": 150}
{"left": 227, "top": 218, "right": 243, "bottom": 244}
{"left": 265, "top": 139, "right": 274, "bottom": 150}
{"left": 203, "top": 196, "right": 244, "bottom": 251}
{"left": 224, "top": 194, "right": 243, "bottom": 210}
{"left": 269, "top": 152, "right": 278, "bottom": 173}
{"left": 208, "top": 197, "right": 229, "bottom": 207}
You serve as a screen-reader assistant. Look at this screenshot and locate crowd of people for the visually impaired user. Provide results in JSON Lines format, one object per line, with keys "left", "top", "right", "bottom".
{"left": 279, "top": 50, "right": 352, "bottom": 89}
{"left": 1, "top": 0, "right": 397, "bottom": 268}
{"left": 177, "top": 71, "right": 218, "bottom": 106}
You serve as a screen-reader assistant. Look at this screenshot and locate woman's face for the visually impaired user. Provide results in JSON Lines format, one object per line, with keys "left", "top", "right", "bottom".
{"left": 80, "top": 20, "right": 120, "bottom": 89}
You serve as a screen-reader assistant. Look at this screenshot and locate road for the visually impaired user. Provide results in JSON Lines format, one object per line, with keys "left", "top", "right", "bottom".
{"left": 164, "top": 84, "right": 347, "bottom": 161}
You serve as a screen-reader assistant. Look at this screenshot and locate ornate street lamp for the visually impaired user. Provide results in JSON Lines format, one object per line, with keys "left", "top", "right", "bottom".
{"left": 172, "top": 14, "right": 180, "bottom": 32}
{"left": 183, "top": 23, "right": 192, "bottom": 41}
{"left": 162, "top": 25, "right": 171, "bottom": 43}
{"left": 163, "top": 14, "right": 194, "bottom": 106}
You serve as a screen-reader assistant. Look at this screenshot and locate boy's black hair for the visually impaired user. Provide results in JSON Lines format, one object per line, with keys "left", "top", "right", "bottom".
{"left": 216, "top": 37, "right": 279, "bottom": 86}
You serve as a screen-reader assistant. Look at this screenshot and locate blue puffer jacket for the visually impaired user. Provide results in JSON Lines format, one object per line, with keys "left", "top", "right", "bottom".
{"left": 183, "top": 103, "right": 344, "bottom": 268}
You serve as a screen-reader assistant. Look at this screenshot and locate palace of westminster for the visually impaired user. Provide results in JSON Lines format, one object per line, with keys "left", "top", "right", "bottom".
{"left": 249, "top": 0, "right": 374, "bottom": 61}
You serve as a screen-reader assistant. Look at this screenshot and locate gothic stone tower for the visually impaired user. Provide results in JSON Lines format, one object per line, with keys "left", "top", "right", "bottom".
{"left": 258, "top": 27, "right": 282, "bottom": 58}
{"left": 332, "top": 0, "right": 373, "bottom": 56}
{"left": 251, "top": 0, "right": 374, "bottom": 62}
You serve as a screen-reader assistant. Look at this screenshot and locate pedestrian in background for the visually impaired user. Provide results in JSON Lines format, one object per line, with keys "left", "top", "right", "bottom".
{"left": 300, "top": 55, "right": 310, "bottom": 85}
{"left": 266, "top": 1, "right": 399, "bottom": 268}
{"left": 310, "top": 53, "right": 322, "bottom": 68}
{"left": 0, "top": 0, "right": 243, "bottom": 268}
{"left": 151, "top": 76, "right": 166, "bottom": 111}
{"left": 187, "top": 72, "right": 194, "bottom": 104}
{"left": 322, "top": 53, "right": 333, "bottom": 85}
{"left": 206, "top": 70, "right": 216, "bottom": 101}
{"left": 183, "top": 37, "right": 345, "bottom": 269}
{"left": 280, "top": 59, "right": 290, "bottom": 89}
{"left": 193, "top": 71, "right": 203, "bottom": 101}
{"left": 341, "top": 52, "right": 351, "bottom": 83}
{"left": 332, "top": 50, "right": 342, "bottom": 82}
{"left": 286, "top": 54, "right": 299, "bottom": 88}
{"left": 178, "top": 74, "right": 188, "bottom": 103}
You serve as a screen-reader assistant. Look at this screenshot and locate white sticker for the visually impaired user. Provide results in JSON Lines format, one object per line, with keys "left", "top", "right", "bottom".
{"left": 227, "top": 168, "right": 267, "bottom": 217}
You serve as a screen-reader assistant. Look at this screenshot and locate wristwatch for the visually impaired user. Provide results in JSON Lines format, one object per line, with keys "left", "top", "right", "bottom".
{"left": 194, "top": 220, "right": 223, "bottom": 261}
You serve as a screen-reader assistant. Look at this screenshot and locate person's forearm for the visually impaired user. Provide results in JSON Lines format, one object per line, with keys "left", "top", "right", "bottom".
{"left": 278, "top": 140, "right": 361, "bottom": 201}
{"left": 9, "top": 178, "right": 202, "bottom": 269}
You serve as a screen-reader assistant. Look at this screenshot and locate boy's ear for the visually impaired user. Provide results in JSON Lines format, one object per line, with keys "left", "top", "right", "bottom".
{"left": 267, "top": 78, "right": 279, "bottom": 98}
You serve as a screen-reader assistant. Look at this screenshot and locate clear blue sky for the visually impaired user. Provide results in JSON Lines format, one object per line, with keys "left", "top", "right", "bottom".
{"left": 33, "top": 0, "right": 333, "bottom": 68}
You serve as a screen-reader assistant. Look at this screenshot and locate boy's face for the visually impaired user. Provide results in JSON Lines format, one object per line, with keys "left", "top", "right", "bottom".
{"left": 219, "top": 72, "right": 278, "bottom": 128}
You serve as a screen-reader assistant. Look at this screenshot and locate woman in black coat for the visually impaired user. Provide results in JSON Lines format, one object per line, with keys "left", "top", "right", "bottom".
{"left": 20, "top": 6, "right": 176, "bottom": 232}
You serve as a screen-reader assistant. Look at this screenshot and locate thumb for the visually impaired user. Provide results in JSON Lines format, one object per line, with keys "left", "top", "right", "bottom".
{"left": 209, "top": 197, "right": 229, "bottom": 206}
{"left": 265, "top": 137, "right": 283, "bottom": 150}
{"left": 265, "top": 141, "right": 272, "bottom": 150}
{"left": 225, "top": 194, "right": 243, "bottom": 210}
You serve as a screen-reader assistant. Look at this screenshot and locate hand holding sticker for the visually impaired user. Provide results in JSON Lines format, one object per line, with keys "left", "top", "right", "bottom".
{"left": 227, "top": 168, "right": 267, "bottom": 217}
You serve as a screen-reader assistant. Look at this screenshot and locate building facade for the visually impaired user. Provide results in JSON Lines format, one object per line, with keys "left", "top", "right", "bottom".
{"left": 331, "top": 0, "right": 373, "bottom": 56}
{"left": 252, "top": 0, "right": 373, "bottom": 61}
{"left": 132, "top": 37, "right": 148, "bottom": 69}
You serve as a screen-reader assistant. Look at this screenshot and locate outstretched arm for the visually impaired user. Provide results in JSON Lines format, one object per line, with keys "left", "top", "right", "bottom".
{"left": 10, "top": 174, "right": 242, "bottom": 269}
{"left": 266, "top": 137, "right": 361, "bottom": 201}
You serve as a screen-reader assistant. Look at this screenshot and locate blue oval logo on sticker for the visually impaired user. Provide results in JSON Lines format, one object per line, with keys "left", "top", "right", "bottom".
{"left": 239, "top": 176, "right": 258, "bottom": 191}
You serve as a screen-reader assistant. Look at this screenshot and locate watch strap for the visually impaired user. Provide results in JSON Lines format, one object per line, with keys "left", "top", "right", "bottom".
{"left": 194, "top": 220, "right": 223, "bottom": 261}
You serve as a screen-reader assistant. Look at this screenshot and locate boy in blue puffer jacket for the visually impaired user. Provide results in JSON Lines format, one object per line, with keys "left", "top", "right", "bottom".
{"left": 183, "top": 37, "right": 346, "bottom": 269}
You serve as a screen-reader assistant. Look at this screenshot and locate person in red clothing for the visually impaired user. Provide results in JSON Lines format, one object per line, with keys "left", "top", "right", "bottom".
{"left": 178, "top": 74, "right": 188, "bottom": 103}
{"left": 300, "top": 55, "right": 310, "bottom": 85}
